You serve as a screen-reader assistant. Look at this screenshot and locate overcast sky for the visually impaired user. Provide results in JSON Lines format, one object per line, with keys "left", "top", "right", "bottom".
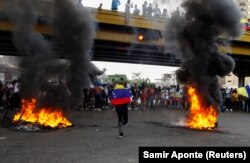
{"left": 93, "top": 61, "right": 178, "bottom": 82}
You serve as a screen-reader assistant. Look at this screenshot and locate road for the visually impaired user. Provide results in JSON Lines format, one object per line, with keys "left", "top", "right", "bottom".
{"left": 0, "top": 109, "right": 250, "bottom": 163}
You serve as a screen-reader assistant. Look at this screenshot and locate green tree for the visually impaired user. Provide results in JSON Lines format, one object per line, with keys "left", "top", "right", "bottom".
{"left": 130, "top": 72, "right": 153, "bottom": 86}
{"left": 105, "top": 74, "right": 128, "bottom": 83}
{"left": 131, "top": 72, "right": 142, "bottom": 81}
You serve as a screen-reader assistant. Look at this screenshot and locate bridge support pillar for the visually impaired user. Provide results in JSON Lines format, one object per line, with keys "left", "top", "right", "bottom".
{"left": 238, "top": 72, "right": 245, "bottom": 87}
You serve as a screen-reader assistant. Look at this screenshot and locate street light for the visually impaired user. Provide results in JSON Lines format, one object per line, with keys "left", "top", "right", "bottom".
{"left": 138, "top": 34, "right": 144, "bottom": 41}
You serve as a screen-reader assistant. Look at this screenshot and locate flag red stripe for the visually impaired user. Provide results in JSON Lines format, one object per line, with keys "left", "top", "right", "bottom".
{"left": 111, "top": 97, "right": 131, "bottom": 105}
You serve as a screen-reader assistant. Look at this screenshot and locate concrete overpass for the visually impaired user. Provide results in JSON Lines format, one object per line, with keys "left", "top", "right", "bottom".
{"left": 0, "top": 1, "right": 250, "bottom": 84}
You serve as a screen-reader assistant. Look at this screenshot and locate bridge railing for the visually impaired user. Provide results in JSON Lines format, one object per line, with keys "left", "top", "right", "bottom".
{"left": 0, "top": 0, "right": 165, "bottom": 30}
{"left": 1, "top": 1, "right": 250, "bottom": 56}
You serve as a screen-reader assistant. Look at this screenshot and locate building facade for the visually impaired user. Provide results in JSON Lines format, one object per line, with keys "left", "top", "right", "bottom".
{"left": 0, "top": 56, "right": 19, "bottom": 81}
{"left": 162, "top": 71, "right": 177, "bottom": 87}
{"left": 237, "top": 0, "right": 250, "bottom": 18}
{"left": 245, "top": 77, "right": 250, "bottom": 85}
{"left": 219, "top": 73, "right": 239, "bottom": 88}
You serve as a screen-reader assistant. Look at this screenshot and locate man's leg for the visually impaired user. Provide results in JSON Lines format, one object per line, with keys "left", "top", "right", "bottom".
{"left": 122, "top": 109, "right": 128, "bottom": 125}
{"left": 116, "top": 110, "right": 123, "bottom": 137}
{"left": 119, "top": 106, "right": 128, "bottom": 138}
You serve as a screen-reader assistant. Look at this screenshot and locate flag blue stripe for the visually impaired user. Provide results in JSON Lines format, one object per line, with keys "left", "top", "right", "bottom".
{"left": 111, "top": 88, "right": 131, "bottom": 99}
{"left": 246, "top": 85, "right": 250, "bottom": 97}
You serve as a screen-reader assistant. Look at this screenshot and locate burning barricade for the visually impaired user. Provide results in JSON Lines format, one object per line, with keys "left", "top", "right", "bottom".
{"left": 186, "top": 86, "right": 218, "bottom": 130}
{"left": 13, "top": 98, "right": 72, "bottom": 131}
{"left": 164, "top": 0, "right": 242, "bottom": 131}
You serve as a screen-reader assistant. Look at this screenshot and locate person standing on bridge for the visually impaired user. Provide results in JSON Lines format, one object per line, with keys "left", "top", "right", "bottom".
{"left": 111, "top": 0, "right": 121, "bottom": 11}
{"left": 125, "top": 0, "right": 133, "bottom": 25}
{"left": 110, "top": 78, "right": 131, "bottom": 138}
{"left": 98, "top": 3, "right": 103, "bottom": 10}
{"left": 142, "top": 1, "right": 148, "bottom": 17}
{"left": 133, "top": 4, "right": 140, "bottom": 16}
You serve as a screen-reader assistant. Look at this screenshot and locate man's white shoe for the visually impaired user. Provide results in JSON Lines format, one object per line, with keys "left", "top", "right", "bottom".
{"left": 118, "top": 122, "right": 123, "bottom": 137}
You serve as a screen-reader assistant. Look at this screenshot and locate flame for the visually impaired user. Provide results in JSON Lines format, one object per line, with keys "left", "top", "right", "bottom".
{"left": 186, "top": 87, "right": 218, "bottom": 130}
{"left": 13, "top": 99, "right": 72, "bottom": 128}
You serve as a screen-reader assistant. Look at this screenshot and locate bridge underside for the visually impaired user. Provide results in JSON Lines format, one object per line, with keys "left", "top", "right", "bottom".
{"left": 93, "top": 40, "right": 181, "bottom": 67}
{"left": 0, "top": 30, "right": 180, "bottom": 67}
{"left": 93, "top": 40, "right": 250, "bottom": 77}
{"left": 1, "top": 31, "right": 250, "bottom": 77}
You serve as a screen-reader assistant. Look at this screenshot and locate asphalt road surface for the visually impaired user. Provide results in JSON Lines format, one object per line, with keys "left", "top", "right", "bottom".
{"left": 0, "top": 109, "right": 250, "bottom": 163}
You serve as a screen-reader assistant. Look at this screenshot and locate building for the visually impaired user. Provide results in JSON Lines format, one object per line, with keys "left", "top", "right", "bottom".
{"left": 162, "top": 71, "right": 177, "bottom": 87}
{"left": 237, "top": 0, "right": 250, "bottom": 18}
{"left": 0, "top": 56, "right": 20, "bottom": 81}
{"left": 245, "top": 77, "right": 250, "bottom": 85}
{"left": 219, "top": 72, "right": 250, "bottom": 88}
{"left": 219, "top": 73, "right": 239, "bottom": 88}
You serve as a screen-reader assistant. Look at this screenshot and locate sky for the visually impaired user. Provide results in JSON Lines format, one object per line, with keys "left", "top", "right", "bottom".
{"left": 93, "top": 61, "right": 178, "bottom": 82}
{"left": 0, "top": 56, "right": 179, "bottom": 82}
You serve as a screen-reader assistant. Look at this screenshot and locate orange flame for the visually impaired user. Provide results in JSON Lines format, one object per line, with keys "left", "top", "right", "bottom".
{"left": 13, "top": 99, "right": 72, "bottom": 128}
{"left": 186, "top": 87, "right": 218, "bottom": 130}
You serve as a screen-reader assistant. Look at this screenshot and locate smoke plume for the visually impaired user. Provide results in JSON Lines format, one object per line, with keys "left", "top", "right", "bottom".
{"left": 164, "top": 0, "right": 242, "bottom": 107}
{"left": 4, "top": 0, "right": 101, "bottom": 110}
{"left": 154, "top": 0, "right": 183, "bottom": 14}
{"left": 3, "top": 0, "right": 60, "bottom": 101}
{"left": 53, "top": 0, "right": 96, "bottom": 108}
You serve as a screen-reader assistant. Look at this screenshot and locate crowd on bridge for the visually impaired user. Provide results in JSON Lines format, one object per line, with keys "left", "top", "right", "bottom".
{"left": 91, "top": 0, "right": 182, "bottom": 19}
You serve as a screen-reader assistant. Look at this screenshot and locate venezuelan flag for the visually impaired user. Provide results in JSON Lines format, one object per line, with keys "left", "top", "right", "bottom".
{"left": 246, "top": 85, "right": 250, "bottom": 97}
{"left": 237, "top": 85, "right": 250, "bottom": 98}
{"left": 111, "top": 85, "right": 131, "bottom": 105}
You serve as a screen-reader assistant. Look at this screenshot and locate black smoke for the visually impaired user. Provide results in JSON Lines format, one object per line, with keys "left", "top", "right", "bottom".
{"left": 89, "top": 63, "right": 106, "bottom": 84}
{"left": 53, "top": 0, "right": 95, "bottom": 109}
{"left": 164, "top": 0, "right": 242, "bottom": 107}
{"left": 4, "top": 0, "right": 103, "bottom": 110}
{"left": 3, "top": 0, "right": 61, "bottom": 101}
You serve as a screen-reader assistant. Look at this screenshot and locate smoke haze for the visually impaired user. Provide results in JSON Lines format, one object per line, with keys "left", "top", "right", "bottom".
{"left": 164, "top": 0, "right": 242, "bottom": 107}
{"left": 4, "top": 0, "right": 100, "bottom": 110}
{"left": 3, "top": 0, "right": 59, "bottom": 101}
{"left": 154, "top": 0, "right": 183, "bottom": 14}
{"left": 53, "top": 0, "right": 95, "bottom": 109}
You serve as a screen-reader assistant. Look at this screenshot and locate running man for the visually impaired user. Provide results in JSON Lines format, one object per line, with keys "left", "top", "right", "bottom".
{"left": 110, "top": 78, "right": 131, "bottom": 138}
